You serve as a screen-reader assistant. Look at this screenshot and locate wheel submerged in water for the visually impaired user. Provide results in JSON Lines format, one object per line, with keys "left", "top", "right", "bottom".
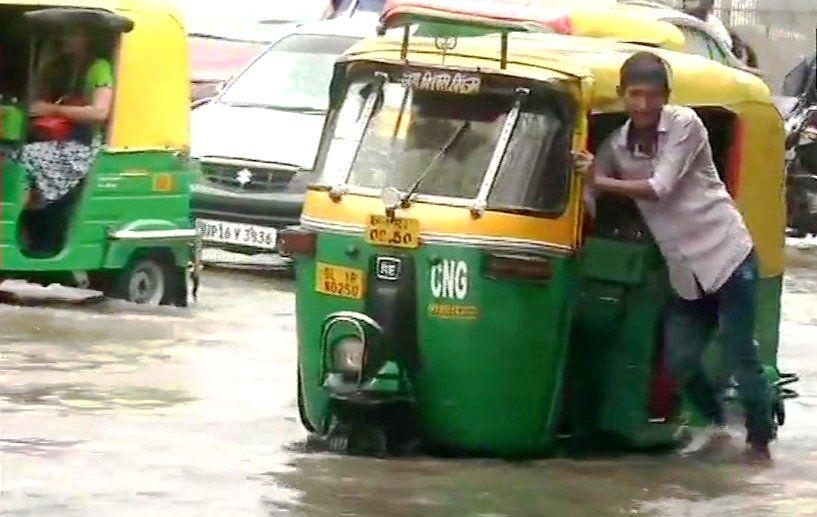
{"left": 101, "top": 256, "right": 188, "bottom": 307}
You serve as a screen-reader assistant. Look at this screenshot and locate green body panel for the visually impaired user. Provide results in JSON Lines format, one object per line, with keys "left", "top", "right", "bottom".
{"left": 297, "top": 234, "right": 786, "bottom": 456}
{"left": 296, "top": 235, "right": 367, "bottom": 434}
{"left": 571, "top": 238, "right": 785, "bottom": 446}
{"left": 0, "top": 150, "right": 194, "bottom": 274}
{"left": 297, "top": 232, "right": 576, "bottom": 456}
{"left": 0, "top": 104, "right": 26, "bottom": 143}
{"left": 414, "top": 246, "right": 574, "bottom": 455}
{"left": 570, "top": 237, "right": 675, "bottom": 448}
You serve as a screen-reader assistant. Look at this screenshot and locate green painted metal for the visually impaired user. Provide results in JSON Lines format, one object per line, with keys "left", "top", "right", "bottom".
{"left": 0, "top": 104, "right": 26, "bottom": 143}
{"left": 569, "top": 237, "right": 676, "bottom": 449}
{"left": 296, "top": 233, "right": 787, "bottom": 456}
{"left": 0, "top": 150, "right": 194, "bottom": 276}
{"left": 297, "top": 231, "right": 576, "bottom": 456}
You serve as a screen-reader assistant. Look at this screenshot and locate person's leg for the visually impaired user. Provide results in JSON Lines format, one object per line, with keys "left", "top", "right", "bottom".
{"left": 665, "top": 296, "right": 723, "bottom": 426}
{"left": 716, "top": 253, "right": 773, "bottom": 453}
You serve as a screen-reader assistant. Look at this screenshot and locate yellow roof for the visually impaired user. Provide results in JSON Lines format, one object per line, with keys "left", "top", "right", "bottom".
{"left": 564, "top": 6, "right": 686, "bottom": 52}
{"left": 346, "top": 31, "right": 772, "bottom": 110}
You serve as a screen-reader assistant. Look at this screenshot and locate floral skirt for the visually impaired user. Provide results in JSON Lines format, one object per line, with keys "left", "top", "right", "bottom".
{"left": 19, "top": 140, "right": 98, "bottom": 205}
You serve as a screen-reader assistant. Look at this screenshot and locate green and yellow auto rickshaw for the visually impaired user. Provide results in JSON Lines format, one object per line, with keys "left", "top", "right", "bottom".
{"left": 0, "top": 0, "right": 196, "bottom": 305}
{"left": 282, "top": 6, "right": 796, "bottom": 456}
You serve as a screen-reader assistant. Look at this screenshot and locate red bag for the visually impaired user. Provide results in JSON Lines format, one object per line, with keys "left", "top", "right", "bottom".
{"left": 31, "top": 96, "right": 86, "bottom": 141}
{"left": 32, "top": 115, "right": 74, "bottom": 141}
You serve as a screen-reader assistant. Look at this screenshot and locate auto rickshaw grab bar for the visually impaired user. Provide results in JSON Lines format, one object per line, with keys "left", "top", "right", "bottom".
{"left": 109, "top": 229, "right": 198, "bottom": 241}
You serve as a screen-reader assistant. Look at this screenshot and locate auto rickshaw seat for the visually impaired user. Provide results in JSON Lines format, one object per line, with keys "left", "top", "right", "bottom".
{"left": 592, "top": 194, "right": 654, "bottom": 243}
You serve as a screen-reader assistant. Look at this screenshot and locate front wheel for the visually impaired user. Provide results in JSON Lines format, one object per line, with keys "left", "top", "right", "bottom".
{"left": 297, "top": 366, "right": 316, "bottom": 433}
{"left": 109, "top": 257, "right": 187, "bottom": 307}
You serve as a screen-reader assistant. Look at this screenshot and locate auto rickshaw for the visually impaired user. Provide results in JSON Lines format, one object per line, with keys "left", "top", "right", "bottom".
{"left": 283, "top": 5, "right": 796, "bottom": 456}
{"left": 0, "top": 0, "right": 196, "bottom": 306}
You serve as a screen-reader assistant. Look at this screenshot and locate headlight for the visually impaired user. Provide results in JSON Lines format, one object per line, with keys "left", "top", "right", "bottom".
{"left": 332, "top": 336, "right": 364, "bottom": 376}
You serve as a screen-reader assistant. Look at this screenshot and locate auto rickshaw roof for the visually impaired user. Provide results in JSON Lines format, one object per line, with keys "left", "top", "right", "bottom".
{"left": 379, "top": 0, "right": 686, "bottom": 52}
{"left": 24, "top": 7, "right": 134, "bottom": 32}
{"left": 345, "top": 31, "right": 772, "bottom": 110}
{"left": 0, "top": 0, "right": 183, "bottom": 18}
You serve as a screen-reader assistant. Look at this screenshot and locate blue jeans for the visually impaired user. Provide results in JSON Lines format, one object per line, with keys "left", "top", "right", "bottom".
{"left": 665, "top": 252, "right": 772, "bottom": 446}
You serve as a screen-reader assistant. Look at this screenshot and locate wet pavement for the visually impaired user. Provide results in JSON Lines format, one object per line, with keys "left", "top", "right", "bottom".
{"left": 1, "top": 243, "right": 816, "bottom": 516}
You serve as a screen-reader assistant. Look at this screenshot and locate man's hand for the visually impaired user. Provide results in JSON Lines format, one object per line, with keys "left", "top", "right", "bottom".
{"left": 573, "top": 150, "right": 595, "bottom": 188}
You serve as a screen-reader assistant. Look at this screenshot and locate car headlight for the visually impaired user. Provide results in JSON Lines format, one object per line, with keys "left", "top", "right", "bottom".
{"left": 332, "top": 335, "right": 364, "bottom": 376}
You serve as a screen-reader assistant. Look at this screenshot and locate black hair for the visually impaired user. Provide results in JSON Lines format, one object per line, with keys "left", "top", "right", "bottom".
{"left": 619, "top": 51, "right": 671, "bottom": 93}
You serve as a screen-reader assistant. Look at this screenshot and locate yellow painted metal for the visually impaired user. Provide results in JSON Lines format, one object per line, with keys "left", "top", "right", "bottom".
{"left": 303, "top": 190, "right": 580, "bottom": 252}
{"left": 335, "top": 32, "right": 785, "bottom": 275}
{"left": 347, "top": 33, "right": 771, "bottom": 106}
{"left": 1, "top": 0, "right": 189, "bottom": 152}
{"left": 567, "top": 7, "right": 686, "bottom": 52}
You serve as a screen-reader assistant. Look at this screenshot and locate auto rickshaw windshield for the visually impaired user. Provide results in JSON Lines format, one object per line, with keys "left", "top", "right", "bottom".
{"left": 321, "top": 70, "right": 574, "bottom": 215}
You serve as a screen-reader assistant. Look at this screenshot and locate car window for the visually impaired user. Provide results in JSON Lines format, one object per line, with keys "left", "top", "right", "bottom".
{"left": 218, "top": 34, "right": 359, "bottom": 111}
{"left": 678, "top": 25, "right": 733, "bottom": 65}
{"left": 331, "top": 0, "right": 386, "bottom": 16}
{"left": 705, "top": 35, "right": 730, "bottom": 64}
{"left": 353, "top": 0, "right": 386, "bottom": 14}
{"left": 679, "top": 26, "right": 713, "bottom": 60}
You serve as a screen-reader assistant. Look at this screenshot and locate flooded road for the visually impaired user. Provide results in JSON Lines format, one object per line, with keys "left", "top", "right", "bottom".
{"left": 1, "top": 244, "right": 817, "bottom": 516}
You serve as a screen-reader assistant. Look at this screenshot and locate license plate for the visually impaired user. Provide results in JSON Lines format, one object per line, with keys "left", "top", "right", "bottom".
{"left": 315, "top": 263, "right": 365, "bottom": 300}
{"left": 196, "top": 218, "right": 277, "bottom": 250}
{"left": 365, "top": 215, "right": 420, "bottom": 249}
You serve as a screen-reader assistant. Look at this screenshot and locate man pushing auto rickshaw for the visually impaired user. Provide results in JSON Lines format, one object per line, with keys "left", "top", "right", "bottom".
{"left": 580, "top": 52, "right": 773, "bottom": 463}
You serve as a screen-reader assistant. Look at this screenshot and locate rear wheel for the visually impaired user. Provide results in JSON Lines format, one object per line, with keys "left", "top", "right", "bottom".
{"left": 109, "top": 255, "right": 187, "bottom": 307}
{"left": 116, "top": 258, "right": 166, "bottom": 305}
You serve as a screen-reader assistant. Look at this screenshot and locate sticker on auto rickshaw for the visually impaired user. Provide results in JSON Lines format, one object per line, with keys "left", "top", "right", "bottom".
{"left": 401, "top": 70, "right": 481, "bottom": 95}
{"left": 365, "top": 215, "right": 420, "bottom": 249}
{"left": 428, "top": 303, "right": 479, "bottom": 320}
{"left": 315, "top": 262, "right": 365, "bottom": 300}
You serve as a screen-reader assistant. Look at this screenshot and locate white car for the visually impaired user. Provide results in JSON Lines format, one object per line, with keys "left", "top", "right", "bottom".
{"left": 176, "top": 1, "right": 331, "bottom": 102}
{"left": 189, "top": 18, "right": 378, "bottom": 254}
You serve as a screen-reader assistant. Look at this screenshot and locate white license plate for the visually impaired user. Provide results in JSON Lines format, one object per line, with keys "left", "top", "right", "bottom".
{"left": 196, "top": 218, "right": 278, "bottom": 250}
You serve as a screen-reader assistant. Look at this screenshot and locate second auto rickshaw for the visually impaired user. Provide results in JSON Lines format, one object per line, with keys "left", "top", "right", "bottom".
{"left": 283, "top": 6, "right": 795, "bottom": 456}
{"left": 0, "top": 0, "right": 196, "bottom": 305}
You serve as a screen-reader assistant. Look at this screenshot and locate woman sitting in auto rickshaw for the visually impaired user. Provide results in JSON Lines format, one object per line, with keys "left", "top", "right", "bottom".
{"left": 20, "top": 24, "right": 113, "bottom": 208}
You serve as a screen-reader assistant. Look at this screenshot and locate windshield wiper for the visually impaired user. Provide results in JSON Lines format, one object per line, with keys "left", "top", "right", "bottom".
{"left": 399, "top": 121, "right": 471, "bottom": 207}
{"left": 221, "top": 102, "right": 326, "bottom": 114}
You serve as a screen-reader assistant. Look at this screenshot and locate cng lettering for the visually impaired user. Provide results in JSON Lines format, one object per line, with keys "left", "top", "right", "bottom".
{"left": 430, "top": 260, "right": 469, "bottom": 300}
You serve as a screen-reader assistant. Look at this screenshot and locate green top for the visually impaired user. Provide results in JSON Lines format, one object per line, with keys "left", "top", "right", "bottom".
{"left": 80, "top": 58, "right": 114, "bottom": 141}
{"left": 83, "top": 58, "right": 114, "bottom": 99}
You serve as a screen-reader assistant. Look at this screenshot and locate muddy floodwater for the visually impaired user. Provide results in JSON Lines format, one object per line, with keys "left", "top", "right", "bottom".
{"left": 1, "top": 244, "right": 817, "bottom": 516}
